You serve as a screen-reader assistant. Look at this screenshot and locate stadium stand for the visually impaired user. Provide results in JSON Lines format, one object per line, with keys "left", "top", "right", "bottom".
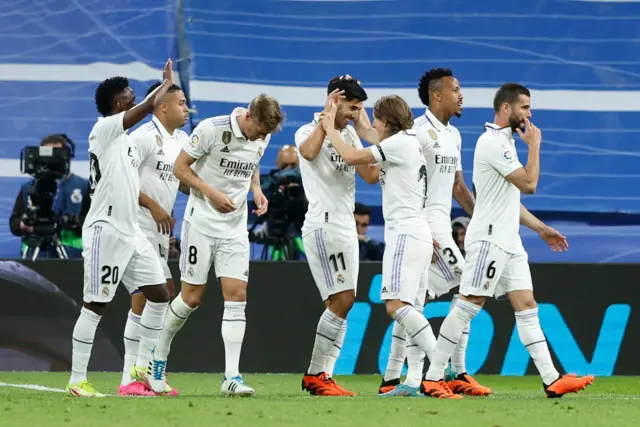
{"left": 0, "top": 0, "right": 639, "bottom": 262}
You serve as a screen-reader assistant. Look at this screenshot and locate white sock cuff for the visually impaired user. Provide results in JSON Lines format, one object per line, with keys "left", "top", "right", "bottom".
{"left": 391, "top": 305, "right": 413, "bottom": 323}
{"left": 321, "top": 309, "right": 346, "bottom": 327}
{"left": 80, "top": 306, "right": 102, "bottom": 322}
{"left": 223, "top": 301, "right": 247, "bottom": 321}
{"left": 455, "top": 299, "right": 482, "bottom": 316}
{"left": 515, "top": 307, "right": 539, "bottom": 324}
{"left": 145, "top": 300, "right": 169, "bottom": 313}
{"left": 172, "top": 293, "right": 196, "bottom": 317}
{"left": 127, "top": 310, "right": 141, "bottom": 323}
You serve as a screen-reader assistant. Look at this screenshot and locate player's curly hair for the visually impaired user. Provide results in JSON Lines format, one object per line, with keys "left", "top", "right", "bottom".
{"left": 417, "top": 68, "right": 454, "bottom": 107}
{"left": 94, "top": 76, "right": 129, "bottom": 116}
{"left": 373, "top": 95, "right": 414, "bottom": 137}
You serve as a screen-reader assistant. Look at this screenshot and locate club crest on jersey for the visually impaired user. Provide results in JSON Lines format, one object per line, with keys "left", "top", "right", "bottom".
{"left": 222, "top": 131, "right": 232, "bottom": 145}
{"left": 155, "top": 135, "right": 163, "bottom": 147}
{"left": 504, "top": 150, "right": 515, "bottom": 162}
{"left": 191, "top": 134, "right": 199, "bottom": 145}
{"left": 257, "top": 146, "right": 263, "bottom": 158}
{"left": 428, "top": 129, "right": 438, "bottom": 140}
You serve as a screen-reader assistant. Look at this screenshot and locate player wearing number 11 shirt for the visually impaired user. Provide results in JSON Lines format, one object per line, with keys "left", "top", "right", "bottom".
{"left": 422, "top": 83, "right": 594, "bottom": 399}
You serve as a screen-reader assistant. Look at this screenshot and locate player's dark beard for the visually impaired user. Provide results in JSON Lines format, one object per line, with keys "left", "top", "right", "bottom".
{"left": 509, "top": 114, "right": 524, "bottom": 131}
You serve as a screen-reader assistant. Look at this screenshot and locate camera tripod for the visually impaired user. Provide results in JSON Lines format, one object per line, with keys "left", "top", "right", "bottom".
{"left": 260, "top": 236, "right": 292, "bottom": 261}
{"left": 21, "top": 226, "right": 69, "bottom": 261}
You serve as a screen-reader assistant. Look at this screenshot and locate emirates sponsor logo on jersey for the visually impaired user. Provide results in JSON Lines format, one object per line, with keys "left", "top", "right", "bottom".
{"left": 220, "top": 157, "right": 257, "bottom": 178}
{"left": 330, "top": 153, "right": 355, "bottom": 173}
{"left": 435, "top": 154, "right": 459, "bottom": 173}
{"left": 155, "top": 160, "right": 178, "bottom": 182}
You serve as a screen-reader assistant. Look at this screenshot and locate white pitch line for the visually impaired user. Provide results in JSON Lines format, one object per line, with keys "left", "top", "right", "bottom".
{"left": 0, "top": 382, "right": 121, "bottom": 397}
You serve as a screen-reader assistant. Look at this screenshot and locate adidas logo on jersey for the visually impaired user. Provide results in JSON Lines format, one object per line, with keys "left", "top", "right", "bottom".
{"left": 157, "top": 149, "right": 165, "bottom": 155}
{"left": 381, "top": 286, "right": 388, "bottom": 293}
{"left": 433, "top": 142, "right": 440, "bottom": 149}
{"left": 221, "top": 146, "right": 230, "bottom": 153}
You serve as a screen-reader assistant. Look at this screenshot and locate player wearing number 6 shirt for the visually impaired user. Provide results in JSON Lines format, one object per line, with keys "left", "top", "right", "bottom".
{"left": 422, "top": 83, "right": 594, "bottom": 399}
{"left": 118, "top": 82, "right": 190, "bottom": 397}
{"left": 380, "top": 68, "right": 490, "bottom": 397}
{"left": 324, "top": 95, "right": 440, "bottom": 398}
{"left": 66, "top": 61, "right": 175, "bottom": 398}
{"left": 147, "top": 94, "right": 283, "bottom": 397}
{"left": 297, "top": 77, "right": 379, "bottom": 397}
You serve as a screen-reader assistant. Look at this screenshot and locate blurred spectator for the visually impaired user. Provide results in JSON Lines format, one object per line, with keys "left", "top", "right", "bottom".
{"left": 451, "top": 216, "right": 470, "bottom": 257}
{"left": 9, "top": 135, "right": 90, "bottom": 259}
{"left": 355, "top": 203, "right": 384, "bottom": 261}
{"left": 251, "top": 145, "right": 307, "bottom": 260}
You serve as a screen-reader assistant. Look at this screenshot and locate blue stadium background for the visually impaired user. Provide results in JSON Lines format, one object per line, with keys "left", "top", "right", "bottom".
{"left": 1, "top": 0, "right": 639, "bottom": 262}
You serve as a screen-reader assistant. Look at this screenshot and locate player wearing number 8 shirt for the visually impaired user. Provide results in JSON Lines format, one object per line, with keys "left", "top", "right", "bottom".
{"left": 325, "top": 95, "right": 439, "bottom": 397}
{"left": 146, "top": 94, "right": 284, "bottom": 397}
{"left": 297, "top": 77, "right": 379, "bottom": 396}
{"left": 422, "top": 83, "right": 594, "bottom": 399}
{"left": 66, "top": 61, "right": 176, "bottom": 397}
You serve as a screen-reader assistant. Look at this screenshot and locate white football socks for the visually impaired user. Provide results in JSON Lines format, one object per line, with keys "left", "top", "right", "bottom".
{"left": 308, "top": 309, "right": 345, "bottom": 375}
{"left": 326, "top": 322, "right": 346, "bottom": 378}
{"left": 70, "top": 307, "right": 102, "bottom": 384}
{"left": 515, "top": 307, "right": 559, "bottom": 385}
{"left": 384, "top": 321, "right": 407, "bottom": 381}
{"left": 221, "top": 301, "right": 247, "bottom": 379}
{"left": 135, "top": 300, "right": 168, "bottom": 369}
{"left": 154, "top": 293, "right": 196, "bottom": 361}
{"left": 121, "top": 310, "right": 141, "bottom": 385}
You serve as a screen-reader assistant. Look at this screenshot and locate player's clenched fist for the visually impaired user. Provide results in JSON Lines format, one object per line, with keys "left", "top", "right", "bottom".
{"left": 206, "top": 189, "right": 236, "bottom": 213}
{"left": 516, "top": 118, "right": 541, "bottom": 146}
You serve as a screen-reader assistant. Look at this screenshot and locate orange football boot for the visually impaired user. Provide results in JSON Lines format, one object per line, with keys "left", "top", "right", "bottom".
{"left": 448, "top": 373, "right": 492, "bottom": 396}
{"left": 420, "top": 379, "right": 463, "bottom": 399}
{"left": 328, "top": 377, "right": 357, "bottom": 396}
{"left": 379, "top": 378, "right": 400, "bottom": 395}
{"left": 545, "top": 374, "right": 595, "bottom": 398}
{"left": 302, "top": 372, "right": 344, "bottom": 396}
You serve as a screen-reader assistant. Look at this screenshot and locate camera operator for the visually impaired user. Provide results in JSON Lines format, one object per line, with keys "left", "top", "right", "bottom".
{"left": 249, "top": 145, "right": 308, "bottom": 260}
{"left": 9, "top": 134, "right": 90, "bottom": 259}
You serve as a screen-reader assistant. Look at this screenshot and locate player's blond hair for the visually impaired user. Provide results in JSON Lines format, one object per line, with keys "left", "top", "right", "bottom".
{"left": 373, "top": 95, "right": 414, "bottom": 137}
{"left": 249, "top": 94, "right": 284, "bottom": 132}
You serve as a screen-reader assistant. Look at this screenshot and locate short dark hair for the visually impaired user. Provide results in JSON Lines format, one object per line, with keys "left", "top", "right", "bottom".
{"left": 40, "top": 134, "right": 67, "bottom": 147}
{"left": 145, "top": 82, "right": 183, "bottom": 97}
{"left": 95, "top": 76, "right": 129, "bottom": 116}
{"left": 418, "top": 68, "right": 453, "bottom": 107}
{"left": 354, "top": 202, "right": 371, "bottom": 216}
{"left": 493, "top": 83, "right": 531, "bottom": 113}
{"left": 327, "top": 76, "right": 368, "bottom": 102}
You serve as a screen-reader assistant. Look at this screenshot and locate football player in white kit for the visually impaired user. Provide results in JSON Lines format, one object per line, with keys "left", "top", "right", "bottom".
{"left": 323, "top": 94, "right": 444, "bottom": 397}
{"left": 380, "top": 68, "right": 491, "bottom": 397}
{"left": 66, "top": 60, "right": 175, "bottom": 397}
{"left": 147, "top": 94, "right": 283, "bottom": 397}
{"left": 422, "top": 83, "right": 594, "bottom": 399}
{"left": 297, "top": 77, "right": 380, "bottom": 396}
{"left": 118, "top": 82, "right": 190, "bottom": 396}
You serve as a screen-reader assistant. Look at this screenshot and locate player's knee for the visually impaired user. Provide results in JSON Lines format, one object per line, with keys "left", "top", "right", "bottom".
{"left": 83, "top": 302, "right": 107, "bottom": 316}
{"left": 384, "top": 300, "right": 405, "bottom": 318}
{"left": 220, "top": 278, "right": 247, "bottom": 302}
{"left": 141, "top": 284, "right": 170, "bottom": 304}
{"left": 130, "top": 291, "right": 147, "bottom": 315}
{"left": 460, "top": 294, "right": 486, "bottom": 307}
{"left": 330, "top": 291, "right": 355, "bottom": 318}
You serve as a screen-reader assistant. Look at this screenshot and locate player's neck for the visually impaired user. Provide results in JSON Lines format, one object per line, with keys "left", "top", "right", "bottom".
{"left": 155, "top": 115, "right": 176, "bottom": 135}
{"left": 236, "top": 115, "right": 250, "bottom": 138}
{"left": 428, "top": 106, "right": 450, "bottom": 126}
{"left": 493, "top": 115, "right": 510, "bottom": 129}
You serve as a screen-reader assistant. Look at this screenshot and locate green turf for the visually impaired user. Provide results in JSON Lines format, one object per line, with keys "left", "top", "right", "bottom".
{"left": 1, "top": 373, "right": 638, "bottom": 427}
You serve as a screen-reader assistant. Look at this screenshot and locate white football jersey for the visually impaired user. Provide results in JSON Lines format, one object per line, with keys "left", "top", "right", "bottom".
{"left": 85, "top": 112, "right": 142, "bottom": 236}
{"left": 465, "top": 122, "right": 524, "bottom": 253}
{"left": 414, "top": 109, "right": 462, "bottom": 227}
{"left": 183, "top": 108, "right": 269, "bottom": 239}
{"left": 295, "top": 113, "right": 363, "bottom": 236}
{"left": 369, "top": 130, "right": 431, "bottom": 242}
{"left": 130, "top": 115, "right": 189, "bottom": 237}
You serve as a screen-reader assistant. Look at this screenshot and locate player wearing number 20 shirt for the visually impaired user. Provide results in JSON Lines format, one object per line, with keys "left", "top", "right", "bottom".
{"left": 147, "top": 95, "right": 284, "bottom": 398}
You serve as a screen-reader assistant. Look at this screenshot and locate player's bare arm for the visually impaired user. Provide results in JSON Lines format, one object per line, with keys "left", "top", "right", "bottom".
{"left": 321, "top": 104, "right": 376, "bottom": 166}
{"left": 353, "top": 108, "right": 380, "bottom": 145}
{"left": 355, "top": 163, "right": 380, "bottom": 184}
{"left": 139, "top": 191, "right": 174, "bottom": 234}
{"left": 173, "top": 150, "right": 236, "bottom": 213}
{"left": 123, "top": 59, "right": 174, "bottom": 130}
{"left": 452, "top": 170, "right": 475, "bottom": 215}
{"left": 250, "top": 168, "right": 268, "bottom": 216}
{"left": 298, "top": 89, "right": 345, "bottom": 161}
{"left": 505, "top": 118, "right": 541, "bottom": 194}
{"left": 520, "top": 204, "right": 568, "bottom": 252}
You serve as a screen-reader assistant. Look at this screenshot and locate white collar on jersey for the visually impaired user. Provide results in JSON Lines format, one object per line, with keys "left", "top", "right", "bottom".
{"left": 484, "top": 122, "right": 514, "bottom": 139}
{"left": 230, "top": 107, "right": 247, "bottom": 140}
{"left": 151, "top": 115, "right": 176, "bottom": 139}
{"left": 424, "top": 108, "right": 448, "bottom": 132}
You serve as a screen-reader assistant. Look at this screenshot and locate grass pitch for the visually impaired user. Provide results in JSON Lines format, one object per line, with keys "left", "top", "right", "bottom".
{"left": 1, "top": 372, "right": 639, "bottom": 427}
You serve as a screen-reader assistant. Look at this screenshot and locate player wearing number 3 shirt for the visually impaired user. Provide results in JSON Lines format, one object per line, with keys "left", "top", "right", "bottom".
{"left": 422, "top": 83, "right": 594, "bottom": 399}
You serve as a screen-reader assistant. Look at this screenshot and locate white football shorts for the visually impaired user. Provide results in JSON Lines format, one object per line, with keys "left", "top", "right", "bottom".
{"left": 303, "top": 229, "right": 359, "bottom": 301}
{"left": 179, "top": 220, "right": 250, "bottom": 285}
{"left": 82, "top": 222, "right": 165, "bottom": 304}
{"left": 416, "top": 231, "right": 465, "bottom": 304}
{"left": 142, "top": 227, "right": 172, "bottom": 280}
{"left": 459, "top": 240, "right": 533, "bottom": 299}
